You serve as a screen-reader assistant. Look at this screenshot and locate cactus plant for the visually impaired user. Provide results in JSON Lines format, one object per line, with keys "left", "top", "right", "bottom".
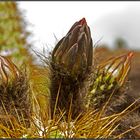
{"left": 51, "top": 18, "right": 93, "bottom": 118}
{"left": 0, "top": 55, "right": 31, "bottom": 128}
{"left": 85, "top": 52, "right": 133, "bottom": 109}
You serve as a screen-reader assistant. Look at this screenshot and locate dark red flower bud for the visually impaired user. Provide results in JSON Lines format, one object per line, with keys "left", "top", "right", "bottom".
{"left": 52, "top": 18, "right": 93, "bottom": 77}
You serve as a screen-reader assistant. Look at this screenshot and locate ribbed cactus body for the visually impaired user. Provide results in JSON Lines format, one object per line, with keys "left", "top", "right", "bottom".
{"left": 51, "top": 18, "right": 93, "bottom": 118}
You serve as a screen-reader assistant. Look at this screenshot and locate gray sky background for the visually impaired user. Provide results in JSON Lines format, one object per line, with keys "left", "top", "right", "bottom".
{"left": 18, "top": 2, "right": 140, "bottom": 52}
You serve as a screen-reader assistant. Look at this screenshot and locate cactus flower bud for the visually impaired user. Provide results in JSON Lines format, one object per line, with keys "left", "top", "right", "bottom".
{"left": 0, "top": 55, "right": 20, "bottom": 86}
{"left": 99, "top": 52, "right": 133, "bottom": 86}
{"left": 86, "top": 52, "right": 133, "bottom": 108}
{"left": 52, "top": 18, "right": 93, "bottom": 77}
{"left": 0, "top": 55, "right": 31, "bottom": 127}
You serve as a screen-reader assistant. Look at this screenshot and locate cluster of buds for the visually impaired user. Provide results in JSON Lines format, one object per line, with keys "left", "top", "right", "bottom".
{"left": 52, "top": 18, "right": 93, "bottom": 78}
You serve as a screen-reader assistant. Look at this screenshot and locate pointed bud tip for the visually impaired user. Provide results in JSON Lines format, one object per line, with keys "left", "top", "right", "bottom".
{"left": 128, "top": 52, "right": 134, "bottom": 59}
{"left": 79, "top": 18, "right": 87, "bottom": 25}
